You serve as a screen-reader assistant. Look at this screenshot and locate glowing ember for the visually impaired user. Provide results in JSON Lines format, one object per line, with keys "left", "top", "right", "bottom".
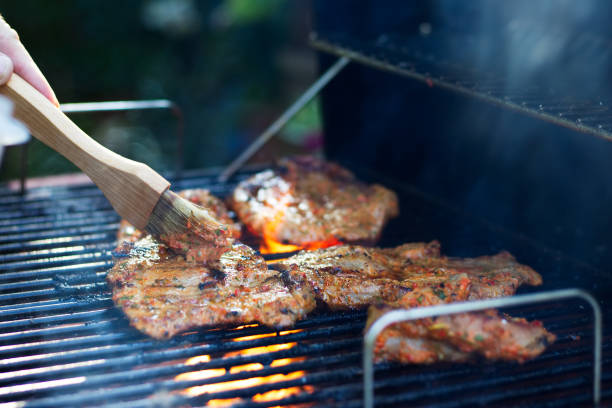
{"left": 183, "top": 371, "right": 307, "bottom": 398}
{"left": 207, "top": 397, "right": 243, "bottom": 407}
{"left": 253, "top": 384, "right": 314, "bottom": 403}
{"left": 225, "top": 343, "right": 296, "bottom": 358}
{"left": 231, "top": 329, "right": 302, "bottom": 343}
{"left": 270, "top": 357, "right": 306, "bottom": 367}
{"left": 231, "top": 333, "right": 277, "bottom": 342}
{"left": 229, "top": 363, "right": 264, "bottom": 374}
{"left": 233, "top": 324, "right": 259, "bottom": 330}
{"left": 184, "top": 355, "right": 211, "bottom": 366}
{"left": 175, "top": 367, "right": 226, "bottom": 382}
{"left": 175, "top": 329, "right": 313, "bottom": 405}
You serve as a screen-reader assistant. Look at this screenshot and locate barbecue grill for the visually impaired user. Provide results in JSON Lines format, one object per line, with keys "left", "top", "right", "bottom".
{"left": 3, "top": 1, "right": 612, "bottom": 407}
{"left": 0, "top": 169, "right": 609, "bottom": 407}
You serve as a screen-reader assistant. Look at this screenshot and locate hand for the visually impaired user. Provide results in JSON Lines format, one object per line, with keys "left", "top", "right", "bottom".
{"left": 0, "top": 14, "right": 59, "bottom": 106}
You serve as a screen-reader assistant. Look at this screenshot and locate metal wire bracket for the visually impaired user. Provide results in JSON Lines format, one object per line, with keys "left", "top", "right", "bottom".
{"left": 363, "top": 288, "right": 602, "bottom": 408}
{"left": 61, "top": 99, "right": 185, "bottom": 178}
{"left": 218, "top": 56, "right": 350, "bottom": 183}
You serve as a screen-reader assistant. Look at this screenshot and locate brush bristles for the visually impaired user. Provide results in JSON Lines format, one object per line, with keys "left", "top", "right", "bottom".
{"left": 145, "top": 190, "right": 232, "bottom": 246}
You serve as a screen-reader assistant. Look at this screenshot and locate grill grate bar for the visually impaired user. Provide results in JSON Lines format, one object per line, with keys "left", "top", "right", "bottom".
{"left": 2, "top": 340, "right": 362, "bottom": 400}
{"left": 0, "top": 234, "right": 114, "bottom": 256}
{"left": 0, "top": 255, "right": 111, "bottom": 274}
{"left": 0, "top": 313, "right": 600, "bottom": 402}
{"left": 0, "top": 312, "right": 366, "bottom": 358}
{"left": 0, "top": 263, "right": 109, "bottom": 292}
{"left": 373, "top": 370, "right": 593, "bottom": 407}
{"left": 0, "top": 301, "right": 588, "bottom": 348}
{"left": 0, "top": 308, "right": 111, "bottom": 332}
{"left": 0, "top": 209, "right": 117, "bottom": 228}
{"left": 0, "top": 214, "right": 119, "bottom": 236}
{"left": 0, "top": 198, "right": 112, "bottom": 218}
{"left": 0, "top": 332, "right": 141, "bottom": 358}
{"left": 0, "top": 332, "right": 600, "bottom": 397}
{"left": 0, "top": 323, "right": 597, "bottom": 382}
{"left": 0, "top": 244, "right": 115, "bottom": 266}
{"left": 0, "top": 298, "right": 112, "bottom": 317}
{"left": 0, "top": 224, "right": 118, "bottom": 245}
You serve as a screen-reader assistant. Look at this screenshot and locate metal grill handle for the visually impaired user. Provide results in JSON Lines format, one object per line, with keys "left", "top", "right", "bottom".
{"left": 363, "top": 288, "right": 602, "bottom": 408}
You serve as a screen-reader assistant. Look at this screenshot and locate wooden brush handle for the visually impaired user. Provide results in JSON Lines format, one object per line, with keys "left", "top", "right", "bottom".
{"left": 0, "top": 74, "right": 170, "bottom": 229}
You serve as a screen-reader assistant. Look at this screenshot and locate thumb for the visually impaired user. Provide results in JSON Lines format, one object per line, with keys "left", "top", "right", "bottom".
{"left": 0, "top": 52, "right": 13, "bottom": 85}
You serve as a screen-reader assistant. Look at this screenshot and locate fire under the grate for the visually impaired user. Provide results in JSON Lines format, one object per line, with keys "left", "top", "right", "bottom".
{"left": 0, "top": 169, "right": 610, "bottom": 407}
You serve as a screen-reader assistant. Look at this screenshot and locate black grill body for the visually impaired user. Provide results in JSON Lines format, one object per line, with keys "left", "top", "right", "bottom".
{"left": 0, "top": 169, "right": 610, "bottom": 407}
{"left": 314, "top": 0, "right": 612, "bottom": 273}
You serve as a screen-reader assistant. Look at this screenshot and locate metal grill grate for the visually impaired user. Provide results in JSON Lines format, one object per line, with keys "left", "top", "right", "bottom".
{"left": 310, "top": 31, "right": 612, "bottom": 142}
{"left": 0, "top": 168, "right": 610, "bottom": 407}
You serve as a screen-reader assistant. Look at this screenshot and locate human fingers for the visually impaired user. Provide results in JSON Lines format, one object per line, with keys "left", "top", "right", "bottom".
{"left": 0, "top": 51, "right": 12, "bottom": 85}
{"left": 0, "top": 15, "right": 59, "bottom": 106}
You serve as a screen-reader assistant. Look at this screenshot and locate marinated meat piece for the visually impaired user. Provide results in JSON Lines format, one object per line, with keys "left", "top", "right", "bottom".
{"left": 229, "top": 156, "right": 399, "bottom": 248}
{"left": 272, "top": 241, "right": 443, "bottom": 309}
{"left": 117, "top": 188, "right": 241, "bottom": 243}
{"left": 368, "top": 309, "right": 555, "bottom": 364}
{"left": 273, "top": 242, "right": 541, "bottom": 310}
{"left": 414, "top": 251, "right": 542, "bottom": 300}
{"left": 367, "top": 289, "right": 555, "bottom": 364}
{"left": 107, "top": 237, "right": 315, "bottom": 339}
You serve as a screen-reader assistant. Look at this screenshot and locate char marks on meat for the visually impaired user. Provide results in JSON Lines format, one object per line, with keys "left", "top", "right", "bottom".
{"left": 273, "top": 241, "right": 541, "bottom": 310}
{"left": 107, "top": 237, "right": 315, "bottom": 339}
{"left": 229, "top": 156, "right": 399, "bottom": 247}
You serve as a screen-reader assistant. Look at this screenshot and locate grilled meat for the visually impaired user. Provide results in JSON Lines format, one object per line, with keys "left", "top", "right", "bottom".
{"left": 117, "top": 188, "right": 241, "bottom": 243}
{"left": 367, "top": 288, "right": 555, "bottom": 364}
{"left": 107, "top": 237, "right": 315, "bottom": 339}
{"left": 414, "top": 251, "right": 542, "bottom": 300}
{"left": 229, "top": 156, "right": 399, "bottom": 247}
{"left": 273, "top": 242, "right": 541, "bottom": 310}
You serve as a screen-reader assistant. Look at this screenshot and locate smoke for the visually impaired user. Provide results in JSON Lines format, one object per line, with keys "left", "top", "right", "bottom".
{"left": 433, "top": 0, "right": 612, "bottom": 100}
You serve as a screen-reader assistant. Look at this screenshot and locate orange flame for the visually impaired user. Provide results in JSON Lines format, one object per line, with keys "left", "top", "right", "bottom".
{"left": 260, "top": 239, "right": 302, "bottom": 254}
{"left": 258, "top": 207, "right": 343, "bottom": 254}
{"left": 260, "top": 236, "right": 343, "bottom": 254}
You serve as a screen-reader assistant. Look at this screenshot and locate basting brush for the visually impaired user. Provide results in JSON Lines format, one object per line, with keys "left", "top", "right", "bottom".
{"left": 0, "top": 74, "right": 233, "bottom": 247}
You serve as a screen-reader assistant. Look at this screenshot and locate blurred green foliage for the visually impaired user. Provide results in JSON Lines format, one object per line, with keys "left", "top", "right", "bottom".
{"left": 0, "top": 0, "right": 320, "bottom": 181}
